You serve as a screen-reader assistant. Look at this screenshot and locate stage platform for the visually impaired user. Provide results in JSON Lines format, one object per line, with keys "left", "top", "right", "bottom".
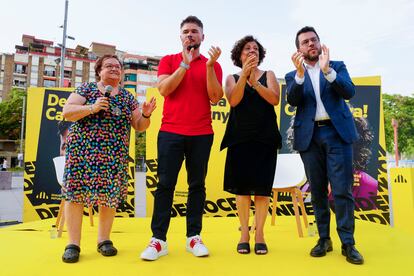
{"left": 0, "top": 216, "right": 411, "bottom": 276}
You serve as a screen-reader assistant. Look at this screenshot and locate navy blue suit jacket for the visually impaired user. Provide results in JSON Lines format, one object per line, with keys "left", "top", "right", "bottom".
{"left": 285, "top": 61, "right": 358, "bottom": 152}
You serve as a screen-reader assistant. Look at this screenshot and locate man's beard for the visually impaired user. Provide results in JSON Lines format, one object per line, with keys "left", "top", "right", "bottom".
{"left": 304, "top": 48, "right": 321, "bottom": 62}
{"left": 187, "top": 43, "right": 201, "bottom": 51}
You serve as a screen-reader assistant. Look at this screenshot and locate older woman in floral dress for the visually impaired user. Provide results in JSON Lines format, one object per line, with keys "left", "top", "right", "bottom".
{"left": 61, "top": 54, "right": 156, "bottom": 263}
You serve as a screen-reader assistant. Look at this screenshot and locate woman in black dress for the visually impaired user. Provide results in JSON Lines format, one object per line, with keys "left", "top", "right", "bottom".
{"left": 221, "top": 36, "right": 282, "bottom": 255}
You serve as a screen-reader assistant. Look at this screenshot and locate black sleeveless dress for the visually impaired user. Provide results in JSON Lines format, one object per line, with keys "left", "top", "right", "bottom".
{"left": 220, "top": 72, "right": 282, "bottom": 196}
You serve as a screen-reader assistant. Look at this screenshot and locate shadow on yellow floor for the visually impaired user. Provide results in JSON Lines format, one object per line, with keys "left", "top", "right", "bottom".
{"left": 0, "top": 216, "right": 412, "bottom": 276}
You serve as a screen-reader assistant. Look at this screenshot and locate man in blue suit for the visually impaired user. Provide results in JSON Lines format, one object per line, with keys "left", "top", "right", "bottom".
{"left": 285, "top": 26, "right": 363, "bottom": 265}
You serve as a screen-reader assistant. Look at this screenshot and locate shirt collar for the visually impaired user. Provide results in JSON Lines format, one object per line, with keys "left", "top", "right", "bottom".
{"left": 303, "top": 61, "right": 320, "bottom": 70}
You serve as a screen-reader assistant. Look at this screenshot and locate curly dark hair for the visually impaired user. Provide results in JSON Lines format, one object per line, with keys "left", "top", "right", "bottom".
{"left": 94, "top": 54, "right": 123, "bottom": 81}
{"left": 352, "top": 116, "right": 374, "bottom": 170}
{"left": 230, "top": 35, "right": 266, "bottom": 68}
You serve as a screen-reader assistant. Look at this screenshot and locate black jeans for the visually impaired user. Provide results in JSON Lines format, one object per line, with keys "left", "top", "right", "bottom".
{"left": 151, "top": 131, "right": 214, "bottom": 241}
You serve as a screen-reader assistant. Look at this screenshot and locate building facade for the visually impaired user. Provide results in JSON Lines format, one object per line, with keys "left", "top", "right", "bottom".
{"left": 0, "top": 34, "right": 160, "bottom": 101}
{"left": 0, "top": 34, "right": 160, "bottom": 167}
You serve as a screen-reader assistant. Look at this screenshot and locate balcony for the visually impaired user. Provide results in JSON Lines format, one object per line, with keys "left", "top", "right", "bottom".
{"left": 43, "top": 71, "right": 56, "bottom": 77}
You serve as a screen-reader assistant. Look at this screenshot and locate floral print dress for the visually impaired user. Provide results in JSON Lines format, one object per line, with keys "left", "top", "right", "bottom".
{"left": 61, "top": 82, "right": 138, "bottom": 208}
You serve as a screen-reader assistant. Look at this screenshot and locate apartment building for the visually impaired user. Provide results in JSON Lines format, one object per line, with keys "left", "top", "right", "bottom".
{"left": 123, "top": 53, "right": 159, "bottom": 104}
{"left": 0, "top": 35, "right": 160, "bottom": 167}
{"left": 0, "top": 35, "right": 160, "bottom": 101}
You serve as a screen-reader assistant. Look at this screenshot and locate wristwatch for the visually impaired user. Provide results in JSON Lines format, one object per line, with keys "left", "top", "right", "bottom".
{"left": 179, "top": 61, "right": 190, "bottom": 70}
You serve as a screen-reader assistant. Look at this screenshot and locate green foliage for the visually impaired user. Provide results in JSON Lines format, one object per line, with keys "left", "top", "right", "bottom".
{"left": 0, "top": 88, "right": 26, "bottom": 140}
{"left": 135, "top": 131, "right": 146, "bottom": 168}
{"left": 383, "top": 93, "right": 414, "bottom": 156}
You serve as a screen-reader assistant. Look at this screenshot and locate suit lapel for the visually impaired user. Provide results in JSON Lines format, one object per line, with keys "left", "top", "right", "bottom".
{"left": 319, "top": 70, "right": 327, "bottom": 98}
{"left": 319, "top": 61, "right": 333, "bottom": 98}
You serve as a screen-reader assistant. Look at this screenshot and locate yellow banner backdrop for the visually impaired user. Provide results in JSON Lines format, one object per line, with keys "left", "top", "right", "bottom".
{"left": 23, "top": 88, "right": 136, "bottom": 222}
{"left": 145, "top": 86, "right": 279, "bottom": 218}
{"left": 145, "top": 76, "right": 389, "bottom": 224}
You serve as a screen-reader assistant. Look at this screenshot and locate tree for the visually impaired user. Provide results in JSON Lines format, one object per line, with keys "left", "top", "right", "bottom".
{"left": 382, "top": 93, "right": 414, "bottom": 157}
{"left": 0, "top": 88, "right": 26, "bottom": 140}
{"left": 135, "top": 131, "right": 146, "bottom": 169}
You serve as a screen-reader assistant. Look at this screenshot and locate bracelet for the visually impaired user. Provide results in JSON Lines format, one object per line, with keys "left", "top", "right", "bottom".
{"left": 88, "top": 105, "right": 94, "bottom": 115}
{"left": 252, "top": 82, "right": 261, "bottom": 90}
{"left": 142, "top": 113, "right": 151, "bottom": 119}
{"left": 179, "top": 61, "right": 190, "bottom": 70}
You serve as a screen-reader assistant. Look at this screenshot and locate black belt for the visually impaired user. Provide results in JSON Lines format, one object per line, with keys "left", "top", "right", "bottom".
{"left": 315, "top": 119, "right": 332, "bottom": 127}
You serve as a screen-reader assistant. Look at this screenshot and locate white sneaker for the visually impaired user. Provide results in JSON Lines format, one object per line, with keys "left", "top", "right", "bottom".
{"left": 140, "top": 238, "right": 168, "bottom": 261}
{"left": 186, "top": 235, "right": 209, "bottom": 257}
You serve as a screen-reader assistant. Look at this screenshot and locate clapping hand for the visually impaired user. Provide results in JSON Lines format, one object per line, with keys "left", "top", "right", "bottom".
{"left": 206, "top": 46, "right": 221, "bottom": 67}
{"left": 182, "top": 39, "right": 194, "bottom": 65}
{"left": 291, "top": 51, "right": 305, "bottom": 78}
{"left": 242, "top": 54, "right": 257, "bottom": 78}
{"left": 319, "top": 44, "right": 330, "bottom": 73}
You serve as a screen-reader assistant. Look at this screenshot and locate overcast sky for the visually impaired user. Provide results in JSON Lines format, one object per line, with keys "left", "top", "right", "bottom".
{"left": 1, "top": 0, "right": 413, "bottom": 96}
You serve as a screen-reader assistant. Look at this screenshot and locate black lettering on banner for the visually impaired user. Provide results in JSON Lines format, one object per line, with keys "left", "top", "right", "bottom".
{"left": 146, "top": 175, "right": 159, "bottom": 189}
{"left": 35, "top": 206, "right": 60, "bottom": 220}
{"left": 211, "top": 111, "right": 230, "bottom": 124}
{"left": 226, "top": 197, "right": 237, "bottom": 210}
{"left": 24, "top": 161, "right": 36, "bottom": 174}
{"left": 377, "top": 146, "right": 387, "bottom": 172}
{"left": 377, "top": 146, "right": 388, "bottom": 192}
{"left": 365, "top": 213, "right": 388, "bottom": 224}
{"left": 24, "top": 161, "right": 36, "bottom": 191}
{"left": 204, "top": 200, "right": 219, "bottom": 213}
{"left": 371, "top": 195, "right": 389, "bottom": 211}
{"left": 304, "top": 202, "right": 314, "bottom": 215}
{"left": 355, "top": 198, "right": 375, "bottom": 211}
{"left": 36, "top": 208, "right": 53, "bottom": 220}
{"left": 82, "top": 208, "right": 93, "bottom": 216}
{"left": 129, "top": 164, "right": 135, "bottom": 180}
{"left": 146, "top": 159, "right": 158, "bottom": 172}
{"left": 174, "top": 203, "right": 187, "bottom": 216}
{"left": 356, "top": 212, "right": 389, "bottom": 225}
{"left": 24, "top": 176, "right": 34, "bottom": 192}
{"left": 275, "top": 204, "right": 293, "bottom": 216}
{"left": 381, "top": 212, "right": 390, "bottom": 224}
{"left": 210, "top": 98, "right": 227, "bottom": 107}
{"left": 117, "top": 200, "right": 135, "bottom": 217}
{"left": 272, "top": 202, "right": 314, "bottom": 216}
{"left": 377, "top": 176, "right": 388, "bottom": 193}
{"left": 170, "top": 206, "right": 178, "bottom": 217}
{"left": 284, "top": 103, "right": 296, "bottom": 116}
{"left": 217, "top": 198, "right": 232, "bottom": 211}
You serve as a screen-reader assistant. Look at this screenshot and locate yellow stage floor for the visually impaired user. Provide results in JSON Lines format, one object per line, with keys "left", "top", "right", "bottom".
{"left": 0, "top": 216, "right": 412, "bottom": 276}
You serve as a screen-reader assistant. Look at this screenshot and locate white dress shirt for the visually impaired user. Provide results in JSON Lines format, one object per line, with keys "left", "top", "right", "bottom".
{"left": 294, "top": 62, "right": 337, "bottom": 121}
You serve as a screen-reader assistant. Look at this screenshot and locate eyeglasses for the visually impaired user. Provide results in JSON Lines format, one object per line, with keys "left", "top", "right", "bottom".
{"left": 103, "top": 64, "right": 122, "bottom": 70}
{"left": 300, "top": 37, "right": 319, "bottom": 47}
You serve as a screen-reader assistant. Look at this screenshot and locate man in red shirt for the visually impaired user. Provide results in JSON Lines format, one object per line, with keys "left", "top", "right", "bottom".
{"left": 140, "top": 15, "right": 223, "bottom": 261}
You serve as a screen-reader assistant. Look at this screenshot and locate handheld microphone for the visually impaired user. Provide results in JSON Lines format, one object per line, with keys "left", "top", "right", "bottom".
{"left": 99, "top": 85, "right": 113, "bottom": 117}
{"left": 104, "top": 85, "right": 113, "bottom": 98}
